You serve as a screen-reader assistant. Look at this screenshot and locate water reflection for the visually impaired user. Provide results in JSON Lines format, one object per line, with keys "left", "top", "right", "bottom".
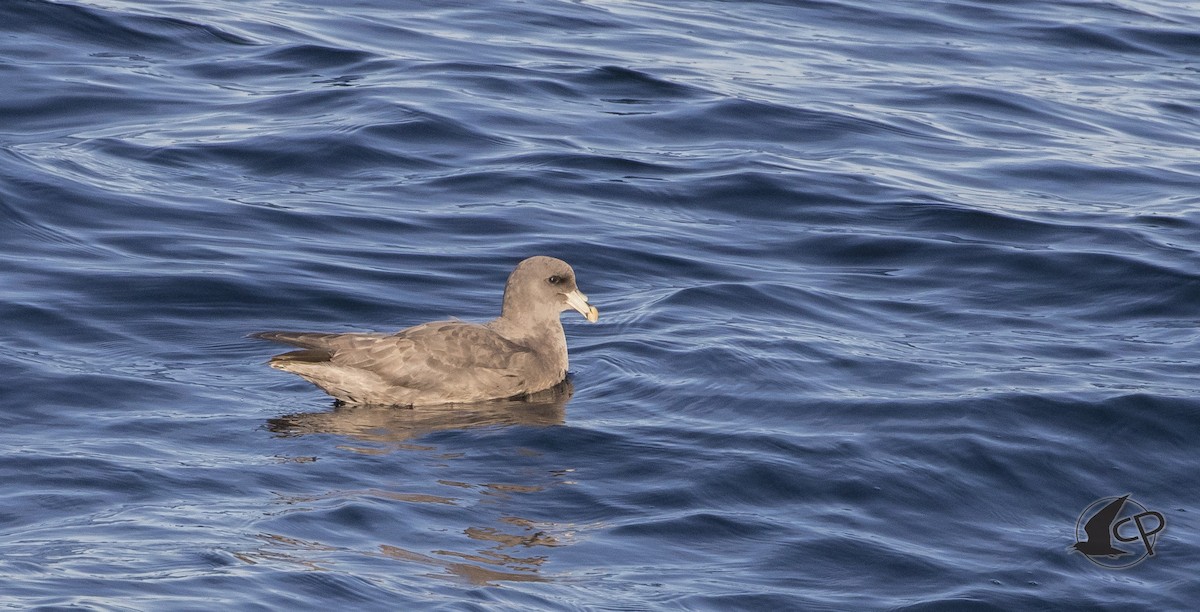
{"left": 265, "top": 379, "right": 573, "bottom": 445}
{"left": 248, "top": 380, "right": 582, "bottom": 584}
{"left": 236, "top": 528, "right": 563, "bottom": 585}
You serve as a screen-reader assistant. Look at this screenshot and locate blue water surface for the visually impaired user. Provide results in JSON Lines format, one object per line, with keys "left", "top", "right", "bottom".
{"left": 2, "top": 0, "right": 1199, "bottom": 609}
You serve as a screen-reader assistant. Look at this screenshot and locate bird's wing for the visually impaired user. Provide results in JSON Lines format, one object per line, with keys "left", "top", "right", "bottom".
{"left": 254, "top": 322, "right": 537, "bottom": 396}
{"left": 321, "top": 321, "right": 533, "bottom": 390}
{"left": 339, "top": 321, "right": 529, "bottom": 368}
{"left": 251, "top": 331, "right": 390, "bottom": 351}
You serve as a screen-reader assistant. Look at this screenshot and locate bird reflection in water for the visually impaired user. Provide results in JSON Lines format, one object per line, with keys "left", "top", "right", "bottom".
{"left": 266, "top": 379, "right": 573, "bottom": 446}
{"left": 247, "top": 379, "right": 581, "bottom": 584}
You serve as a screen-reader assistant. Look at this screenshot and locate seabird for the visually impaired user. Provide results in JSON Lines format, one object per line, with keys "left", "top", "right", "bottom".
{"left": 253, "top": 256, "right": 598, "bottom": 406}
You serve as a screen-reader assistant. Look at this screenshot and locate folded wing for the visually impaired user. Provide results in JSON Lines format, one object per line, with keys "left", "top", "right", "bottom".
{"left": 252, "top": 322, "right": 540, "bottom": 403}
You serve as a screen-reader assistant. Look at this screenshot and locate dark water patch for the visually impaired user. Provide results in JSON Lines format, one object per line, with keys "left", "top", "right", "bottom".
{"left": 893, "top": 598, "right": 1044, "bottom": 612}
{"left": 0, "top": 0, "right": 254, "bottom": 55}
{"left": 610, "top": 512, "right": 782, "bottom": 545}
{"left": 659, "top": 170, "right": 889, "bottom": 221}
{"left": 405, "top": 62, "right": 587, "bottom": 102}
{"left": 891, "top": 85, "right": 1107, "bottom": 139}
{"left": 258, "top": 43, "right": 376, "bottom": 70}
{"left": 1021, "top": 23, "right": 1160, "bottom": 55}
{"left": 940, "top": 246, "right": 1200, "bottom": 322}
{"left": 419, "top": 0, "right": 621, "bottom": 42}
{"left": 1150, "top": 98, "right": 1200, "bottom": 117}
{"left": 994, "top": 160, "right": 1194, "bottom": 195}
{"left": 119, "top": 131, "right": 446, "bottom": 178}
{"left": 357, "top": 112, "right": 517, "bottom": 152}
{"left": 181, "top": 43, "right": 378, "bottom": 81}
{"left": 0, "top": 82, "right": 188, "bottom": 137}
{"left": 570, "top": 65, "right": 706, "bottom": 103}
{"left": 893, "top": 202, "right": 1126, "bottom": 252}
{"left": 674, "top": 592, "right": 810, "bottom": 612}
{"left": 221, "top": 87, "right": 384, "bottom": 123}
{"left": 494, "top": 3, "right": 620, "bottom": 33}
{"left": 794, "top": 231, "right": 951, "bottom": 272}
{"left": 776, "top": 0, "right": 973, "bottom": 40}
{"left": 941, "top": 1, "right": 1030, "bottom": 27}
{"left": 1131, "top": 211, "right": 1200, "bottom": 230}
{"left": 1121, "top": 26, "right": 1200, "bottom": 58}
{"left": 654, "top": 281, "right": 808, "bottom": 320}
{"left": 0, "top": 180, "right": 121, "bottom": 260}
{"left": 621, "top": 97, "right": 933, "bottom": 148}
{"left": 500, "top": 151, "right": 682, "bottom": 178}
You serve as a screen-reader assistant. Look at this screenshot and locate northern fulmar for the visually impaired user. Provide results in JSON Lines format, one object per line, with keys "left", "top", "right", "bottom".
{"left": 253, "top": 256, "right": 599, "bottom": 406}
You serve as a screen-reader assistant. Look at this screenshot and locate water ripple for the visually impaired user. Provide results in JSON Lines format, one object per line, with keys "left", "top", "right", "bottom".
{"left": 2, "top": 0, "right": 1199, "bottom": 609}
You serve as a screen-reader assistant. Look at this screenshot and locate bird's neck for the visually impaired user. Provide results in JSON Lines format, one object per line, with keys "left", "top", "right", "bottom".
{"left": 492, "top": 313, "right": 564, "bottom": 344}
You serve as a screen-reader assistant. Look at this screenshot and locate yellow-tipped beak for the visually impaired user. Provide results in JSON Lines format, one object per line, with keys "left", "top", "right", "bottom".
{"left": 564, "top": 289, "right": 599, "bottom": 323}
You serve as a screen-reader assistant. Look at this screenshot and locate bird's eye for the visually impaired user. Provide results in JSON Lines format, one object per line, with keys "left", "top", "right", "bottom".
{"left": 547, "top": 275, "right": 562, "bottom": 285}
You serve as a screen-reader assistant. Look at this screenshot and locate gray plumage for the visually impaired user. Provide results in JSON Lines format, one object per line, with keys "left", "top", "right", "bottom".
{"left": 253, "top": 256, "right": 599, "bottom": 406}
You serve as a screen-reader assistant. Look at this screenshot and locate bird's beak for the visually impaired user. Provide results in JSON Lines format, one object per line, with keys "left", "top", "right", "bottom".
{"left": 564, "top": 289, "right": 599, "bottom": 323}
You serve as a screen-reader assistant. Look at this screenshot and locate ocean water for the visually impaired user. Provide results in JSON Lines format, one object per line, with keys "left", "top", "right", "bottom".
{"left": 2, "top": 0, "right": 1199, "bottom": 609}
